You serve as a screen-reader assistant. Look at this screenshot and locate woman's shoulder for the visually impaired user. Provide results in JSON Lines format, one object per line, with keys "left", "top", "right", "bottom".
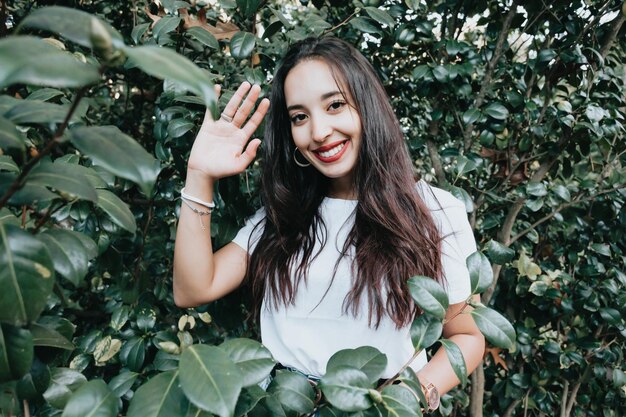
{"left": 415, "top": 180, "right": 466, "bottom": 213}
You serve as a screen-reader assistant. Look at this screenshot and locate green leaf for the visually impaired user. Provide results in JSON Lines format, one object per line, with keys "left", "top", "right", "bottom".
{"left": 440, "top": 339, "right": 467, "bottom": 387}
{"left": 234, "top": 385, "right": 267, "bottom": 417}
{"left": 447, "top": 185, "right": 473, "bottom": 213}
{"left": 96, "top": 189, "right": 136, "bottom": 234}
{"left": 590, "top": 243, "right": 611, "bottom": 257}
{"left": 0, "top": 117, "right": 26, "bottom": 150}
{"left": 0, "top": 156, "right": 19, "bottom": 173}
{"left": 552, "top": 184, "right": 571, "bottom": 202}
{"left": 186, "top": 27, "right": 219, "bottom": 50}
{"left": 123, "top": 45, "right": 216, "bottom": 110}
{"left": 467, "top": 251, "right": 493, "bottom": 295}
{"left": 220, "top": 338, "right": 275, "bottom": 387}
{"left": 179, "top": 345, "right": 243, "bottom": 417}
{"left": 153, "top": 16, "right": 181, "bottom": 42}
{"left": 119, "top": 337, "right": 145, "bottom": 372}
{"left": 43, "top": 368, "right": 87, "bottom": 409}
{"left": 4, "top": 100, "right": 78, "bottom": 125}
{"left": 30, "top": 322, "right": 74, "bottom": 350}
{"left": 319, "top": 366, "right": 372, "bottom": 412}
{"left": 462, "top": 108, "right": 481, "bottom": 125}
{"left": 470, "top": 306, "right": 516, "bottom": 349}
{"left": 410, "top": 314, "right": 443, "bottom": 351}
{"left": 0, "top": 324, "right": 34, "bottom": 383}
{"left": 364, "top": 7, "right": 395, "bottom": 29}
{"left": 0, "top": 172, "right": 59, "bottom": 205}
{"left": 599, "top": 308, "right": 622, "bottom": 326}
{"left": 107, "top": 370, "right": 138, "bottom": 397}
{"left": 29, "top": 161, "right": 98, "bottom": 202}
{"left": 168, "top": 118, "right": 195, "bottom": 138}
{"left": 26, "top": 88, "right": 64, "bottom": 101}
{"left": 526, "top": 182, "right": 548, "bottom": 197}
{"left": 483, "top": 102, "right": 509, "bottom": 120}
{"left": 0, "top": 208, "right": 20, "bottom": 226}
{"left": 349, "top": 17, "right": 383, "bottom": 34}
{"left": 18, "top": 6, "right": 123, "bottom": 49}
{"left": 326, "top": 347, "right": 387, "bottom": 384}
{"left": 0, "top": 36, "right": 100, "bottom": 89}
{"left": 127, "top": 371, "right": 188, "bottom": 417}
{"left": 69, "top": 126, "right": 161, "bottom": 196}
{"left": 485, "top": 240, "right": 515, "bottom": 265}
{"left": 380, "top": 384, "right": 420, "bottom": 417}
{"left": 236, "top": 0, "right": 262, "bottom": 18}
{"left": 230, "top": 32, "right": 256, "bottom": 60}
{"left": 268, "top": 370, "right": 315, "bottom": 414}
{"left": 455, "top": 155, "right": 477, "bottom": 177}
{"left": 61, "top": 379, "right": 118, "bottom": 417}
{"left": 0, "top": 224, "right": 54, "bottom": 326}
{"left": 407, "top": 276, "right": 448, "bottom": 319}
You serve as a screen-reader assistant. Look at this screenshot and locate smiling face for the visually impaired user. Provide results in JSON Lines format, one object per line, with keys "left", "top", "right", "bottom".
{"left": 284, "top": 59, "right": 362, "bottom": 199}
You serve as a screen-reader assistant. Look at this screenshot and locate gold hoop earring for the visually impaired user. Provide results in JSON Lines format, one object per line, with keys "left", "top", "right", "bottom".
{"left": 293, "top": 148, "right": 311, "bottom": 167}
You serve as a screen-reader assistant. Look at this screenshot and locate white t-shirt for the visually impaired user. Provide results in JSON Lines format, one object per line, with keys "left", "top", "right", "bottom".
{"left": 232, "top": 181, "right": 476, "bottom": 378}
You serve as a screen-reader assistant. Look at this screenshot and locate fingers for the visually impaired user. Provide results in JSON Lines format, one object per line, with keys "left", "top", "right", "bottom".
{"left": 237, "top": 138, "right": 262, "bottom": 170}
{"left": 232, "top": 84, "right": 262, "bottom": 127}
{"left": 242, "top": 98, "right": 271, "bottom": 138}
{"left": 221, "top": 82, "right": 252, "bottom": 122}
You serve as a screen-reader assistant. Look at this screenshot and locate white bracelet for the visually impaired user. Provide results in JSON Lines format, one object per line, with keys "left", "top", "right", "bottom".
{"left": 181, "top": 187, "right": 216, "bottom": 209}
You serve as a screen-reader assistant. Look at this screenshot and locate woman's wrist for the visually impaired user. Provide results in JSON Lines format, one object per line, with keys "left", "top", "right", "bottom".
{"left": 184, "top": 168, "right": 216, "bottom": 200}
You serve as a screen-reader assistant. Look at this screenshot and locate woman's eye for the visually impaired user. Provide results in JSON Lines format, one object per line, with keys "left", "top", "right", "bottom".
{"left": 328, "top": 101, "right": 346, "bottom": 111}
{"left": 290, "top": 113, "right": 306, "bottom": 124}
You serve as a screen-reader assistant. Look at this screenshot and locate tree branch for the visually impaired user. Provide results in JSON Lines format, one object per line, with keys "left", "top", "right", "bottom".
{"left": 426, "top": 123, "right": 448, "bottom": 186}
{"left": 599, "top": 12, "right": 625, "bottom": 60}
{"left": 469, "top": 366, "right": 485, "bottom": 417}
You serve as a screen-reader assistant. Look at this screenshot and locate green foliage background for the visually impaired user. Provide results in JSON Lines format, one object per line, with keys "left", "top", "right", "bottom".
{"left": 0, "top": 0, "right": 625, "bottom": 416}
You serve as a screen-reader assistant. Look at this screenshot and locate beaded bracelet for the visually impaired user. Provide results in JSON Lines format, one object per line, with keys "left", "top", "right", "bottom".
{"left": 181, "top": 198, "right": 211, "bottom": 231}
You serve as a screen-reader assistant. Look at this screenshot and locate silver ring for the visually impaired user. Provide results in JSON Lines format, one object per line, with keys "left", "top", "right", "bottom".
{"left": 220, "top": 113, "right": 234, "bottom": 123}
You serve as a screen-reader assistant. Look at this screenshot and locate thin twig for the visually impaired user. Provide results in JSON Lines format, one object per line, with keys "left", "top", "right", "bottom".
{"left": 323, "top": 9, "right": 360, "bottom": 35}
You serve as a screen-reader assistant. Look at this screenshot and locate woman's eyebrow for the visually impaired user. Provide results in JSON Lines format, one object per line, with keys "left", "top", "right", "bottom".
{"left": 286, "top": 90, "right": 343, "bottom": 111}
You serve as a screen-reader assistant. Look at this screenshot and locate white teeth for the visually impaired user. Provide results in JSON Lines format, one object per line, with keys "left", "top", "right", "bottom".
{"left": 318, "top": 142, "right": 345, "bottom": 158}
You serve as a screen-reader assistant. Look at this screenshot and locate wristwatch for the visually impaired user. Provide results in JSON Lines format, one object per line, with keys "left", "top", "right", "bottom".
{"left": 420, "top": 380, "right": 440, "bottom": 413}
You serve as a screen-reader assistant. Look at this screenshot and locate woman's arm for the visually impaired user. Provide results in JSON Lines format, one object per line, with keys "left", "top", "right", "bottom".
{"left": 173, "top": 82, "right": 269, "bottom": 307}
{"left": 416, "top": 294, "right": 485, "bottom": 395}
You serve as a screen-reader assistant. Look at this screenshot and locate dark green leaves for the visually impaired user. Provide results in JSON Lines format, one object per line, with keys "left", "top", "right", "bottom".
{"left": 326, "top": 347, "right": 387, "bottom": 384}
{"left": 0, "top": 117, "right": 26, "bottom": 150}
{"left": 0, "top": 324, "right": 34, "bottom": 383}
{"left": 69, "top": 126, "right": 161, "bottom": 196}
{"left": 29, "top": 161, "right": 98, "bottom": 202}
{"left": 220, "top": 338, "right": 275, "bottom": 387}
{"left": 123, "top": 45, "right": 216, "bottom": 110}
{"left": 268, "top": 370, "right": 315, "bottom": 414}
{"left": 407, "top": 276, "right": 448, "bottom": 319}
{"left": 127, "top": 371, "right": 187, "bottom": 417}
{"left": 483, "top": 103, "right": 509, "bottom": 120}
{"left": 0, "top": 36, "right": 100, "bottom": 88}
{"left": 230, "top": 32, "right": 256, "bottom": 59}
{"left": 43, "top": 368, "right": 87, "bottom": 409}
{"left": 179, "top": 345, "right": 243, "bottom": 417}
{"left": 186, "top": 27, "right": 219, "bottom": 50}
{"left": 470, "top": 307, "right": 516, "bottom": 349}
{"left": 410, "top": 314, "right": 443, "bottom": 351}
{"left": 485, "top": 240, "right": 515, "bottom": 265}
{"left": 96, "top": 189, "right": 137, "bottom": 234}
{"left": 319, "top": 367, "right": 372, "bottom": 412}
{"left": 440, "top": 339, "right": 467, "bottom": 387}
{"left": 61, "top": 379, "right": 118, "bottom": 417}
{"left": 0, "top": 224, "right": 54, "bottom": 326}
{"left": 467, "top": 252, "right": 493, "bottom": 295}
{"left": 38, "top": 229, "right": 96, "bottom": 286}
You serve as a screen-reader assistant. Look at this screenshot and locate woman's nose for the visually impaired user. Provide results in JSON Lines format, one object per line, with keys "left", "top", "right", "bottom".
{"left": 310, "top": 116, "right": 332, "bottom": 143}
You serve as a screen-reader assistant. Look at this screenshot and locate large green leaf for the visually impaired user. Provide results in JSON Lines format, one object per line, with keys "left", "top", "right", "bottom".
{"left": 69, "top": 126, "right": 160, "bottom": 196}
{"left": 18, "top": 6, "right": 123, "bottom": 48}
{"left": 39, "top": 229, "right": 95, "bottom": 286}
{"left": 230, "top": 32, "right": 256, "bottom": 59}
{"left": 179, "top": 345, "right": 243, "bottom": 417}
{"left": 483, "top": 102, "right": 509, "bottom": 120}
{"left": 319, "top": 366, "right": 372, "bottom": 412}
{"left": 267, "top": 370, "right": 315, "bottom": 414}
{"left": 0, "top": 224, "right": 54, "bottom": 326}
{"left": 123, "top": 45, "right": 216, "bottom": 110}
{"left": 186, "top": 27, "right": 219, "bottom": 50}
{"left": 0, "top": 156, "right": 19, "bottom": 173}
{"left": 234, "top": 385, "right": 267, "bottom": 417}
{"left": 410, "top": 314, "right": 443, "bottom": 351}
{"left": 0, "top": 208, "right": 20, "bottom": 226}
{"left": 484, "top": 240, "right": 515, "bottom": 265}
{"left": 30, "top": 322, "right": 74, "bottom": 350}
{"left": 0, "top": 172, "right": 59, "bottom": 205}
{"left": 61, "top": 379, "right": 118, "bottom": 417}
{"left": 407, "top": 276, "right": 448, "bottom": 319}
{"left": 0, "top": 117, "right": 26, "bottom": 150}
{"left": 380, "top": 385, "right": 420, "bottom": 417}
{"left": 440, "top": 339, "right": 467, "bottom": 387}
{"left": 326, "top": 347, "right": 387, "bottom": 384}
{"left": 467, "top": 251, "right": 493, "bottom": 295}
{"left": 0, "top": 324, "right": 34, "bottom": 383}
{"left": 107, "top": 370, "right": 138, "bottom": 398}
{"left": 236, "top": 0, "right": 262, "bottom": 18}
{"left": 4, "top": 100, "right": 79, "bottom": 125}
{"left": 364, "top": 7, "right": 395, "bottom": 29}
{"left": 119, "top": 337, "right": 145, "bottom": 372}
{"left": 95, "top": 189, "right": 137, "bottom": 234}
{"left": 470, "top": 306, "right": 516, "bottom": 349}
{"left": 220, "top": 338, "right": 275, "bottom": 387}
{"left": 0, "top": 36, "right": 100, "bottom": 89}
{"left": 42, "top": 368, "right": 87, "bottom": 409}
{"left": 127, "top": 371, "right": 188, "bottom": 417}
{"left": 29, "top": 161, "right": 98, "bottom": 202}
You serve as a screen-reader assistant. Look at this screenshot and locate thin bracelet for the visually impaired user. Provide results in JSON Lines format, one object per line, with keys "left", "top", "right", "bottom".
{"left": 181, "top": 198, "right": 211, "bottom": 231}
{"left": 181, "top": 187, "right": 216, "bottom": 209}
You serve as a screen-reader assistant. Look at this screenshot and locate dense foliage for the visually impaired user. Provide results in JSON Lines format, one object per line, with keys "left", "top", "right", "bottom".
{"left": 0, "top": 1, "right": 624, "bottom": 416}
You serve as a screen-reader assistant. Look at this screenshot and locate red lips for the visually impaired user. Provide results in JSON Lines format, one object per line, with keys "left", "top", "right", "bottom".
{"left": 313, "top": 140, "right": 350, "bottom": 163}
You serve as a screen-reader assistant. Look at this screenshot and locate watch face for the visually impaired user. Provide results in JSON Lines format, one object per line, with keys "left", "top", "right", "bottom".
{"left": 428, "top": 386, "right": 440, "bottom": 410}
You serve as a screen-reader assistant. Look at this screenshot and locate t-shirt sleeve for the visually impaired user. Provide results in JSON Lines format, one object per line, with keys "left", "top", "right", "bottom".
{"left": 417, "top": 182, "right": 477, "bottom": 304}
{"left": 231, "top": 207, "right": 266, "bottom": 253}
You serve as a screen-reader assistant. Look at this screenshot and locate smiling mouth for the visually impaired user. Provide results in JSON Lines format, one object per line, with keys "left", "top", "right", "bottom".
{"left": 314, "top": 140, "right": 349, "bottom": 162}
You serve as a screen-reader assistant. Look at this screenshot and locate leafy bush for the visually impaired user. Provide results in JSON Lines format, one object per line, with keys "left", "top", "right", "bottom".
{"left": 0, "top": 1, "right": 624, "bottom": 417}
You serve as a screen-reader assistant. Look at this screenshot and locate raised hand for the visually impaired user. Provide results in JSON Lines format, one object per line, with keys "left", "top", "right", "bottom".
{"left": 187, "top": 82, "right": 270, "bottom": 181}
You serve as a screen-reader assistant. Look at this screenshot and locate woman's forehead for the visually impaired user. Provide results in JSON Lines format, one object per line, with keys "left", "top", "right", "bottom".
{"left": 284, "top": 59, "right": 351, "bottom": 106}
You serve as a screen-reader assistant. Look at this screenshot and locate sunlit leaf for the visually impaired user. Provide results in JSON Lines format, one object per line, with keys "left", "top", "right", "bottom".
{"left": 467, "top": 251, "right": 493, "bottom": 294}
{"left": 407, "top": 276, "right": 448, "bottom": 319}
{"left": 470, "top": 307, "right": 516, "bottom": 349}
{"left": 61, "top": 379, "right": 118, "bottom": 417}
{"left": 268, "top": 370, "right": 315, "bottom": 414}
{"left": 440, "top": 339, "right": 467, "bottom": 386}
{"left": 220, "top": 338, "right": 275, "bottom": 387}
{"left": 319, "top": 366, "right": 372, "bottom": 412}
{"left": 127, "top": 371, "right": 188, "bottom": 417}
{"left": 326, "top": 346, "right": 387, "bottom": 384}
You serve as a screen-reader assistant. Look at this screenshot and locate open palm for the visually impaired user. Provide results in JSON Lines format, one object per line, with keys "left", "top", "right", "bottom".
{"left": 188, "top": 82, "right": 270, "bottom": 180}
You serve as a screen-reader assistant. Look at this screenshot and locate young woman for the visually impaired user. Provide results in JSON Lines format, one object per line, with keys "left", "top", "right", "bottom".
{"left": 173, "top": 36, "right": 484, "bottom": 413}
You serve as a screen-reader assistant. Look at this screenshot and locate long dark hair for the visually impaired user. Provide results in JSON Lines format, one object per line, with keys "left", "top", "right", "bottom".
{"left": 246, "top": 36, "right": 443, "bottom": 328}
